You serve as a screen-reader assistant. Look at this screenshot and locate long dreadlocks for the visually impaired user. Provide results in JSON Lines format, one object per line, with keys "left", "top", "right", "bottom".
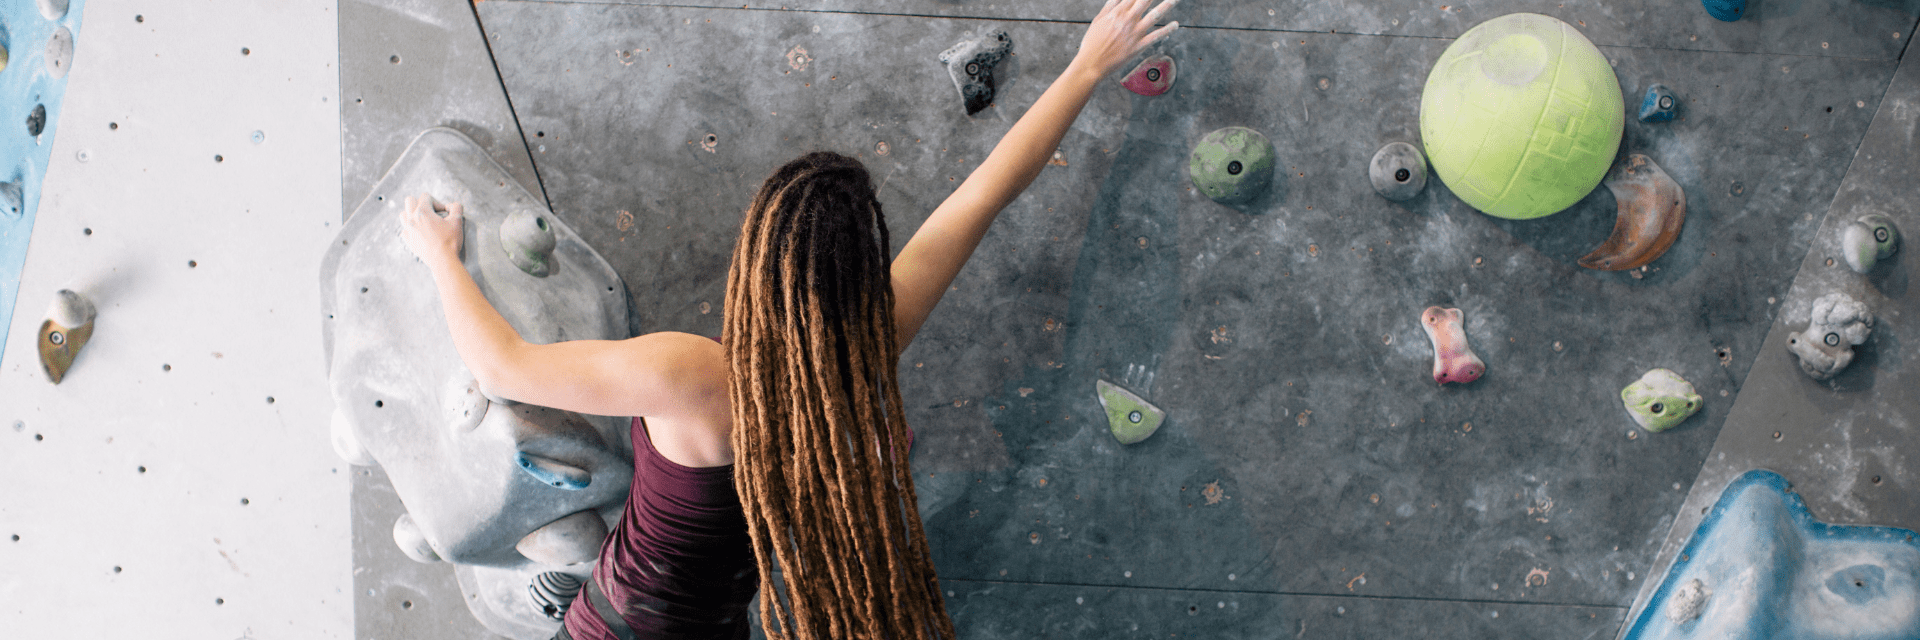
{"left": 724, "top": 152, "right": 956, "bottom": 640}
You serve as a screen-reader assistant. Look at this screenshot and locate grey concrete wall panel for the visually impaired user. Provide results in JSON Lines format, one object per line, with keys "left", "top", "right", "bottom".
{"left": 339, "top": 0, "right": 545, "bottom": 220}
{"left": 322, "top": 127, "right": 634, "bottom": 638}
{"left": 476, "top": 2, "right": 1895, "bottom": 629}
{"left": 943, "top": 579, "right": 1623, "bottom": 638}
{"left": 339, "top": 2, "right": 574, "bottom": 638}
{"left": 556, "top": 0, "right": 1920, "bottom": 61}
{"left": 1621, "top": 50, "right": 1920, "bottom": 638}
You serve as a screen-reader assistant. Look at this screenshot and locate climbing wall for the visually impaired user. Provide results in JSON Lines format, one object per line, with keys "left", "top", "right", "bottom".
{"left": 423, "top": 0, "right": 1916, "bottom": 637}
{"left": 0, "top": 0, "right": 351, "bottom": 637}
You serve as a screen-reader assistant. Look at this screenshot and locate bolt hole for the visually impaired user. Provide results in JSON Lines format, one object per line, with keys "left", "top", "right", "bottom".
{"left": 1226, "top": 160, "right": 1243, "bottom": 175}
{"left": 1872, "top": 475, "right": 1882, "bottom": 485}
{"left": 402, "top": 600, "right": 414, "bottom": 609}
{"left": 162, "top": 364, "right": 172, "bottom": 372}
{"left": 1146, "top": 68, "right": 1161, "bottom": 82}
{"left": 138, "top": 466, "right": 146, "bottom": 473}
{"left": 1650, "top": 403, "right": 1664, "bottom": 414}
{"left": 536, "top": 131, "right": 545, "bottom": 138}
{"left": 266, "top": 396, "right": 275, "bottom": 404}
{"left": 361, "top": 287, "right": 369, "bottom": 293}
{"left": 113, "top": 566, "right": 122, "bottom": 573}
{"left": 215, "top": 598, "right": 224, "bottom": 605}
{"left": 390, "top": 55, "right": 401, "bottom": 64}
{"left": 241, "top": 47, "right": 251, "bottom": 56}
{"left": 1394, "top": 168, "right": 1410, "bottom": 182}
{"left": 374, "top": 400, "right": 384, "bottom": 408}
{"left": 188, "top": 260, "right": 197, "bottom": 268}
{"left": 239, "top": 498, "right": 249, "bottom": 506}
{"left": 83, "top": 228, "right": 92, "bottom": 235}
{"left": 536, "top": 217, "right": 548, "bottom": 231}
{"left": 1876, "top": 228, "right": 1890, "bottom": 242}
{"left": 1826, "top": 106, "right": 1834, "bottom": 113}
{"left": 1825, "top": 332, "right": 1841, "bottom": 346}
{"left": 706, "top": 134, "right": 718, "bottom": 144}
{"left": 1659, "top": 96, "right": 1673, "bottom": 110}
{"left": 135, "top": 15, "right": 143, "bottom": 22}
{"left": 1856, "top": 579, "right": 1866, "bottom": 587}
{"left": 1773, "top": 431, "right": 1782, "bottom": 440}
{"left": 214, "top": 155, "right": 224, "bottom": 163}
{"left": 34, "top": 434, "right": 43, "bottom": 441}
{"left": 108, "top": 122, "right": 118, "bottom": 131}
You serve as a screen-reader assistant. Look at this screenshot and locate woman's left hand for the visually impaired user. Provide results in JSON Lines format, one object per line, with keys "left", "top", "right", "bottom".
{"left": 400, "top": 193, "right": 466, "bottom": 267}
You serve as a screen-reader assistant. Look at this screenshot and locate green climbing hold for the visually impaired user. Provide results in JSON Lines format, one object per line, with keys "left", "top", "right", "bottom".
{"left": 500, "top": 208, "right": 557, "bottom": 277}
{"left": 1620, "top": 369, "right": 1702, "bottom": 433}
{"left": 1188, "top": 127, "right": 1275, "bottom": 205}
{"left": 1420, "top": 13, "right": 1624, "bottom": 219}
{"left": 1097, "top": 379, "right": 1165, "bottom": 445}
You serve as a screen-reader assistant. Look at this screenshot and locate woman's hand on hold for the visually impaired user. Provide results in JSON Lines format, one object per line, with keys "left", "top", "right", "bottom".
{"left": 400, "top": 193, "right": 465, "bottom": 269}
{"left": 1076, "top": 0, "right": 1180, "bottom": 78}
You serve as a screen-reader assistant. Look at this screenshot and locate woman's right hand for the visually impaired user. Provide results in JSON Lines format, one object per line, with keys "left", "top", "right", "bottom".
{"left": 1074, "top": 0, "right": 1181, "bottom": 78}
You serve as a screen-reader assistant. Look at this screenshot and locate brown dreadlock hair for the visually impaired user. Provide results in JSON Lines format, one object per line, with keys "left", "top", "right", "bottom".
{"left": 723, "top": 151, "right": 956, "bottom": 640}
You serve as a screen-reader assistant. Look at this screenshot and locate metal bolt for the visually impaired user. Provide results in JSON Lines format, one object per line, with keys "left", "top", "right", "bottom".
{"left": 1128, "top": 410, "right": 1142, "bottom": 424}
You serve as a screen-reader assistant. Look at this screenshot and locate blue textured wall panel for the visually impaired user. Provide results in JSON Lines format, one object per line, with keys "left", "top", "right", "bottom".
{"left": 0, "top": 0, "right": 86, "bottom": 359}
{"left": 1625, "top": 470, "right": 1920, "bottom": 640}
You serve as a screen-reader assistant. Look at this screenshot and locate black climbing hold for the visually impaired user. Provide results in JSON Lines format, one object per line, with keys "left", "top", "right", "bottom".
{"left": 1639, "top": 84, "right": 1677, "bottom": 123}
{"left": 938, "top": 29, "right": 1014, "bottom": 115}
{"left": 27, "top": 104, "right": 46, "bottom": 137}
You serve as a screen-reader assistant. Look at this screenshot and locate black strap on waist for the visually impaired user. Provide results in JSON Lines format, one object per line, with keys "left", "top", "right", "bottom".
{"left": 587, "top": 576, "right": 639, "bottom": 640}
{"left": 550, "top": 576, "right": 636, "bottom": 640}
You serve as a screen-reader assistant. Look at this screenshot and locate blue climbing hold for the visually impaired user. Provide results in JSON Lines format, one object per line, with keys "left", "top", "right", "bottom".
{"left": 514, "top": 452, "right": 592, "bottom": 490}
{"left": 1639, "top": 84, "right": 1677, "bottom": 123}
{"left": 1623, "top": 470, "right": 1920, "bottom": 640}
{"left": 1701, "top": 0, "right": 1744, "bottom": 21}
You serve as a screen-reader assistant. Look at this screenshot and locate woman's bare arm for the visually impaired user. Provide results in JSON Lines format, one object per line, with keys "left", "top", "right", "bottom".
{"left": 398, "top": 195, "right": 729, "bottom": 421}
{"left": 890, "top": 0, "right": 1180, "bottom": 348}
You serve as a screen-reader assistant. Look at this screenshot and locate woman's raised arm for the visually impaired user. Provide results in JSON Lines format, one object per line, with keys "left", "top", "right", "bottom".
{"left": 890, "top": 0, "right": 1180, "bottom": 349}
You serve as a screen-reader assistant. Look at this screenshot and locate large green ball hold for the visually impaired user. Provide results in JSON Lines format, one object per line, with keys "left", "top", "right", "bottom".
{"left": 1420, "top": 14, "right": 1624, "bottom": 219}
{"left": 1189, "top": 126, "right": 1275, "bottom": 205}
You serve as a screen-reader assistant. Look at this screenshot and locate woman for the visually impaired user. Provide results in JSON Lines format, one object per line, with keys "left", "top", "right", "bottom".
{"left": 399, "top": 1, "right": 1179, "bottom": 638}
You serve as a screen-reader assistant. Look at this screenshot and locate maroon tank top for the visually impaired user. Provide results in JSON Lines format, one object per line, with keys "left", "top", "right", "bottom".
{"left": 562, "top": 417, "right": 758, "bottom": 640}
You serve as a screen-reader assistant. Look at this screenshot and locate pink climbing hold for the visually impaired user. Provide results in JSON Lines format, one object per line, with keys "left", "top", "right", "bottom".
{"left": 1421, "top": 306, "right": 1484, "bottom": 385}
{"left": 1122, "top": 54, "right": 1176, "bottom": 96}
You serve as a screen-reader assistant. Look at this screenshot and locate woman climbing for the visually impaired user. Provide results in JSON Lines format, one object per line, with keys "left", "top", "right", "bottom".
{"left": 399, "top": 1, "right": 1179, "bottom": 638}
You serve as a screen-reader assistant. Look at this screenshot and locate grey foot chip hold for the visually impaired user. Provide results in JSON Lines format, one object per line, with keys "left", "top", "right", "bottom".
{"left": 1189, "top": 127, "right": 1276, "bottom": 205}
{"left": 1097, "top": 379, "right": 1166, "bottom": 445}
{"left": 939, "top": 29, "right": 1013, "bottom": 115}
{"left": 1786, "top": 292, "right": 1872, "bottom": 380}
{"left": 46, "top": 27, "right": 73, "bottom": 80}
{"left": 1369, "top": 142, "right": 1427, "bottom": 201}
{"left": 1, "top": 180, "right": 22, "bottom": 220}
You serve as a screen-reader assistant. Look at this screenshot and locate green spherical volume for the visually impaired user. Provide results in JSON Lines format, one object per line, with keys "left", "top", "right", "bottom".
{"left": 1189, "top": 127, "right": 1275, "bottom": 205}
{"left": 1420, "top": 13, "right": 1624, "bottom": 219}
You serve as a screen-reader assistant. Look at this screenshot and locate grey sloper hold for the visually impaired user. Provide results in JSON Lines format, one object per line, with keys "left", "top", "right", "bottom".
{"left": 1842, "top": 213, "right": 1900, "bottom": 273}
{"left": 939, "top": 29, "right": 1013, "bottom": 115}
{"left": 39, "top": 0, "right": 69, "bottom": 20}
{"left": 1786, "top": 292, "right": 1872, "bottom": 380}
{"left": 1370, "top": 142, "right": 1428, "bottom": 201}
